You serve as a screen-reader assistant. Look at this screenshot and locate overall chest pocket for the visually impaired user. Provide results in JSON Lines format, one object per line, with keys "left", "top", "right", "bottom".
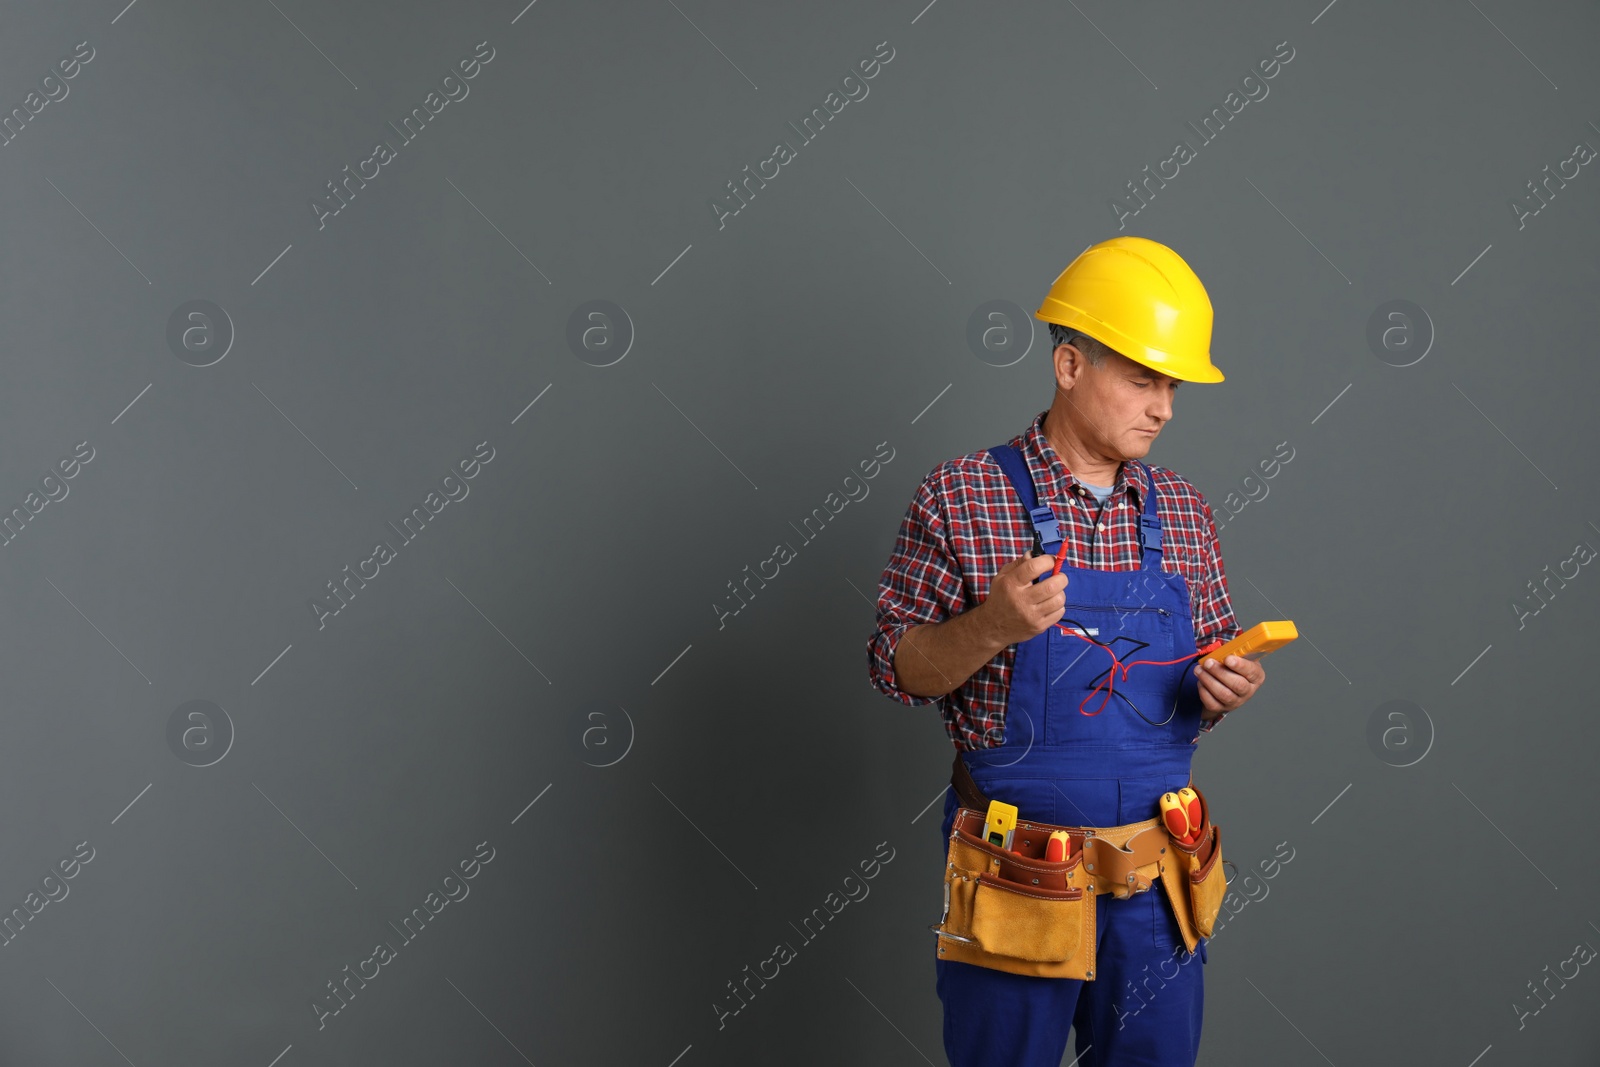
{"left": 1051, "top": 603, "right": 1178, "bottom": 669}
{"left": 1045, "top": 603, "right": 1181, "bottom": 722}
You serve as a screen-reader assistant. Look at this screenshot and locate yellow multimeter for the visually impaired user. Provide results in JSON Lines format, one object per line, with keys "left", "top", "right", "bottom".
{"left": 1211, "top": 620, "right": 1298, "bottom": 662}
{"left": 982, "top": 800, "right": 1018, "bottom": 851}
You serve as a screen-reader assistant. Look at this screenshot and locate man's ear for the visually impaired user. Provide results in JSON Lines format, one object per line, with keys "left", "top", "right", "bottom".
{"left": 1053, "top": 343, "right": 1083, "bottom": 390}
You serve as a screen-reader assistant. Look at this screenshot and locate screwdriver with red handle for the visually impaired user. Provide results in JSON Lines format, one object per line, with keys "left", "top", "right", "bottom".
{"left": 1159, "top": 788, "right": 1205, "bottom": 847}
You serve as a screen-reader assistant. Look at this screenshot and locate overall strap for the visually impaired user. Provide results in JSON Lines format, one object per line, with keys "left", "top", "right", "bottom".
{"left": 1137, "top": 460, "right": 1164, "bottom": 571}
{"left": 990, "top": 444, "right": 1164, "bottom": 567}
{"left": 987, "top": 444, "right": 1061, "bottom": 554}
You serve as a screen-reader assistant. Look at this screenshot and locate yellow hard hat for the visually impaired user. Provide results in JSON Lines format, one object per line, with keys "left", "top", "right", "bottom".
{"left": 1035, "top": 236, "right": 1224, "bottom": 383}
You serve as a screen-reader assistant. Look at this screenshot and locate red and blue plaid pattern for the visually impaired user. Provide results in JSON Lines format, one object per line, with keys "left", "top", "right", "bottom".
{"left": 867, "top": 409, "right": 1242, "bottom": 751}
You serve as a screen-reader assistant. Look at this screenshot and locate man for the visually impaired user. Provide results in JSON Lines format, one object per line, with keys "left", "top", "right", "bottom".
{"left": 867, "top": 236, "right": 1267, "bottom": 1066}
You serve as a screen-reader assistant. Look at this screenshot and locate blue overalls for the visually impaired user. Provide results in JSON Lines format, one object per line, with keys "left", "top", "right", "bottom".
{"left": 936, "top": 446, "right": 1210, "bottom": 1067}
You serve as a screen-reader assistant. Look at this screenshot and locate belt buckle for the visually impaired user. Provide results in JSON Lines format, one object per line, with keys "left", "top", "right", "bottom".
{"left": 1107, "top": 870, "right": 1154, "bottom": 899}
{"left": 1085, "top": 832, "right": 1154, "bottom": 899}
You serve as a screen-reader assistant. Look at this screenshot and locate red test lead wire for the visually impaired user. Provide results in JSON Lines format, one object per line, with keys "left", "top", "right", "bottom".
{"left": 1052, "top": 628, "right": 1224, "bottom": 717}
{"left": 1048, "top": 614, "right": 1226, "bottom": 717}
{"left": 1044, "top": 531, "right": 1226, "bottom": 716}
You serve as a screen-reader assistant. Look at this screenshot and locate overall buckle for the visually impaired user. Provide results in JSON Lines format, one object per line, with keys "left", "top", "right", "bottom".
{"left": 1138, "top": 514, "right": 1164, "bottom": 552}
{"left": 1029, "top": 506, "right": 1061, "bottom": 551}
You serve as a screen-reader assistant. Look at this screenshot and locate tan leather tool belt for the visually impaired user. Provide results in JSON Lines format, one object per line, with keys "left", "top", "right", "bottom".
{"left": 930, "top": 754, "right": 1226, "bottom": 980}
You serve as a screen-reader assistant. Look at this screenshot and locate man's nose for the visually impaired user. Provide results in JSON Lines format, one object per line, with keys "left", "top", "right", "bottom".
{"left": 1151, "top": 389, "right": 1175, "bottom": 421}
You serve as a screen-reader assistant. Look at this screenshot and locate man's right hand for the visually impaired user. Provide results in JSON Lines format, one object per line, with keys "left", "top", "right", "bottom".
{"left": 980, "top": 553, "right": 1070, "bottom": 647}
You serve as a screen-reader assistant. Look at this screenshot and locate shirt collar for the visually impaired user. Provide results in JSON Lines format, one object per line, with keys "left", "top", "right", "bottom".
{"left": 1022, "top": 409, "right": 1149, "bottom": 508}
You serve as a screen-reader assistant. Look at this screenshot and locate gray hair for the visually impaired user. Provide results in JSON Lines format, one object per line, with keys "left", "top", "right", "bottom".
{"left": 1048, "top": 322, "right": 1114, "bottom": 366}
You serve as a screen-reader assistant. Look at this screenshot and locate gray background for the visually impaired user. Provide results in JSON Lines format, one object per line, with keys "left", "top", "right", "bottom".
{"left": 0, "top": 0, "right": 1596, "bottom": 1063}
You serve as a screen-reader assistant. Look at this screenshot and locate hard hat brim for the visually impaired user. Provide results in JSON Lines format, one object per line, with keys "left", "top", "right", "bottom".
{"left": 1035, "top": 309, "right": 1224, "bottom": 383}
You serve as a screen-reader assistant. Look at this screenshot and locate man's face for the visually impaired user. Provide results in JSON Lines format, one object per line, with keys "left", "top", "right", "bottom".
{"left": 1056, "top": 344, "right": 1180, "bottom": 459}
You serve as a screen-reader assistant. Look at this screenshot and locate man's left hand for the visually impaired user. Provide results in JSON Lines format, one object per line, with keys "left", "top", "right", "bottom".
{"left": 1195, "top": 654, "right": 1266, "bottom": 717}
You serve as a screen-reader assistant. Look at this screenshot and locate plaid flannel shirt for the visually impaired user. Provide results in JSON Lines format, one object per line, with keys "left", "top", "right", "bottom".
{"left": 867, "top": 409, "right": 1241, "bottom": 751}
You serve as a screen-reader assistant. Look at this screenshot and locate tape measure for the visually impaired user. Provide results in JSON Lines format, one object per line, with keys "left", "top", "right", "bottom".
{"left": 982, "top": 800, "right": 1018, "bottom": 851}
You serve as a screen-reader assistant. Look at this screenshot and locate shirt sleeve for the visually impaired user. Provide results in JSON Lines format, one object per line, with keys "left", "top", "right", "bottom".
{"left": 1194, "top": 498, "right": 1242, "bottom": 734}
{"left": 866, "top": 471, "right": 969, "bottom": 706}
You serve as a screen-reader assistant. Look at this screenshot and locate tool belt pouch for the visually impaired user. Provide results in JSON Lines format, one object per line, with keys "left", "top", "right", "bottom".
{"left": 932, "top": 807, "right": 1095, "bottom": 980}
{"left": 1170, "top": 786, "right": 1226, "bottom": 941}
